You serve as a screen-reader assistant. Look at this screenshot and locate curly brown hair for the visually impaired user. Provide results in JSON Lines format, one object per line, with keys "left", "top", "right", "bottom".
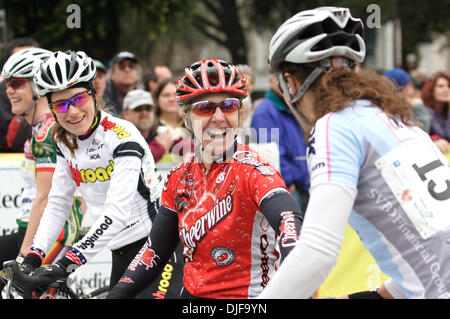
{"left": 281, "top": 63, "right": 415, "bottom": 133}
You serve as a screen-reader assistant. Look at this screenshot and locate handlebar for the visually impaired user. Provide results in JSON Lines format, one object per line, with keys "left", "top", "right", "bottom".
{"left": 1, "top": 260, "right": 20, "bottom": 299}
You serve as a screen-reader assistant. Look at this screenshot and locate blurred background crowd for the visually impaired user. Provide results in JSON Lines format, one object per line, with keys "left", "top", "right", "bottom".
{"left": 0, "top": 0, "right": 449, "bottom": 190}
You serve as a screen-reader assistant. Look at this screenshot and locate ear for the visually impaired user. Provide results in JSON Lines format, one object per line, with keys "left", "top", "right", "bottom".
{"left": 181, "top": 112, "right": 188, "bottom": 127}
{"left": 284, "top": 72, "right": 301, "bottom": 96}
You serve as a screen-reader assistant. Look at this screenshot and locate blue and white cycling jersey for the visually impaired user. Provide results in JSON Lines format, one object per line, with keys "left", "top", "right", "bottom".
{"left": 308, "top": 99, "right": 450, "bottom": 298}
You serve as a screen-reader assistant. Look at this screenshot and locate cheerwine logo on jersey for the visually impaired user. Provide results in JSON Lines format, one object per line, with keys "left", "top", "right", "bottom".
{"left": 100, "top": 116, "right": 130, "bottom": 139}
{"left": 128, "top": 239, "right": 159, "bottom": 271}
{"left": 68, "top": 160, "right": 114, "bottom": 186}
{"left": 180, "top": 194, "right": 234, "bottom": 261}
{"left": 280, "top": 211, "right": 298, "bottom": 248}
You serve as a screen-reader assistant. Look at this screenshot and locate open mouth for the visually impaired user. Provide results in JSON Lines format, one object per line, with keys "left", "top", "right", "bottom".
{"left": 205, "top": 129, "right": 228, "bottom": 139}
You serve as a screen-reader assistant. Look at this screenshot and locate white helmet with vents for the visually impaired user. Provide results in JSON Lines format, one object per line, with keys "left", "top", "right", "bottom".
{"left": 33, "top": 50, "right": 96, "bottom": 97}
{"left": 2, "top": 48, "right": 52, "bottom": 79}
{"left": 269, "top": 6, "right": 365, "bottom": 73}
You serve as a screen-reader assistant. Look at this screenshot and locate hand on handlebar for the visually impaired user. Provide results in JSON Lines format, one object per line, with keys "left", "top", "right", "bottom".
{"left": 9, "top": 261, "right": 69, "bottom": 298}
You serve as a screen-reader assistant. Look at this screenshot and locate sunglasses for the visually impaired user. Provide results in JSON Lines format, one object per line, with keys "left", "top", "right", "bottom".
{"left": 191, "top": 98, "right": 241, "bottom": 116}
{"left": 5, "top": 78, "right": 28, "bottom": 90}
{"left": 117, "top": 61, "right": 137, "bottom": 71}
{"left": 133, "top": 105, "right": 152, "bottom": 112}
{"left": 50, "top": 91, "right": 92, "bottom": 113}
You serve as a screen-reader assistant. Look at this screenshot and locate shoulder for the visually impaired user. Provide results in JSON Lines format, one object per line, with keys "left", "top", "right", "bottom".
{"left": 98, "top": 111, "right": 146, "bottom": 147}
{"left": 165, "top": 158, "right": 192, "bottom": 181}
{"left": 33, "top": 115, "right": 56, "bottom": 143}
{"left": 253, "top": 98, "right": 277, "bottom": 115}
{"left": 232, "top": 144, "right": 278, "bottom": 176}
{"left": 314, "top": 100, "right": 380, "bottom": 134}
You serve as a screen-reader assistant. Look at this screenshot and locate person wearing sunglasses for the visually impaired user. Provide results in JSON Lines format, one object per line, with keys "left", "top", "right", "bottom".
{"left": 1, "top": 47, "right": 85, "bottom": 282}
{"left": 9, "top": 51, "right": 163, "bottom": 298}
{"left": 103, "top": 51, "right": 140, "bottom": 115}
{"left": 0, "top": 38, "right": 40, "bottom": 152}
{"left": 107, "top": 58, "right": 303, "bottom": 299}
{"left": 122, "top": 89, "right": 177, "bottom": 163}
{"left": 258, "top": 7, "right": 450, "bottom": 299}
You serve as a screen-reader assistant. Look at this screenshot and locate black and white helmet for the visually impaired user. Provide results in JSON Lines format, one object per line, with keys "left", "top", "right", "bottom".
{"left": 2, "top": 48, "right": 52, "bottom": 79}
{"left": 268, "top": 6, "right": 365, "bottom": 72}
{"left": 33, "top": 50, "right": 96, "bottom": 97}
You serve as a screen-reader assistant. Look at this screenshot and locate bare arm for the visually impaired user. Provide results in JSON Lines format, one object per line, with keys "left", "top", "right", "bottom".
{"left": 19, "top": 170, "right": 54, "bottom": 256}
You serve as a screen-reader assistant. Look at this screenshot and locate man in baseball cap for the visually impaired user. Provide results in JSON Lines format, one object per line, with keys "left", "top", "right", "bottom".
{"left": 122, "top": 89, "right": 154, "bottom": 131}
{"left": 121, "top": 89, "right": 174, "bottom": 162}
{"left": 104, "top": 51, "right": 140, "bottom": 114}
{"left": 111, "top": 51, "right": 138, "bottom": 65}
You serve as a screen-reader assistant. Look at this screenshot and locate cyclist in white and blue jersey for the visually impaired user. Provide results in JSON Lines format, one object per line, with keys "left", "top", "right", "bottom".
{"left": 259, "top": 7, "right": 450, "bottom": 299}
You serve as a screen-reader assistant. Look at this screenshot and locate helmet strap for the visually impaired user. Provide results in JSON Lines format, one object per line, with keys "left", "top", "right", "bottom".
{"left": 20, "top": 98, "right": 37, "bottom": 117}
{"left": 278, "top": 71, "right": 321, "bottom": 130}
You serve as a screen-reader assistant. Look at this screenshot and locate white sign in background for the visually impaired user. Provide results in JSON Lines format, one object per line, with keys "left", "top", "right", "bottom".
{"left": 0, "top": 157, "right": 112, "bottom": 295}
{"left": 0, "top": 156, "right": 174, "bottom": 295}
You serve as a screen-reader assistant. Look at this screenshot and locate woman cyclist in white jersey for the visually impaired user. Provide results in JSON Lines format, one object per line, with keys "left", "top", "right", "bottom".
{"left": 9, "top": 51, "right": 162, "bottom": 297}
{"left": 259, "top": 7, "right": 450, "bottom": 299}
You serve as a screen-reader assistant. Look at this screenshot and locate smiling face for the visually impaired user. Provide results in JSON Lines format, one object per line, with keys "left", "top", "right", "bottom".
{"left": 50, "top": 87, "right": 96, "bottom": 136}
{"left": 158, "top": 82, "right": 178, "bottom": 114}
{"left": 433, "top": 77, "right": 450, "bottom": 103}
{"left": 184, "top": 92, "right": 240, "bottom": 160}
{"left": 5, "top": 78, "right": 34, "bottom": 116}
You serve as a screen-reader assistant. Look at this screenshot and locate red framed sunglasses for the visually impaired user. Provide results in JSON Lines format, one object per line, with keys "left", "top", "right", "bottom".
{"left": 190, "top": 98, "right": 241, "bottom": 116}
{"left": 5, "top": 78, "right": 28, "bottom": 90}
{"left": 50, "top": 90, "right": 92, "bottom": 113}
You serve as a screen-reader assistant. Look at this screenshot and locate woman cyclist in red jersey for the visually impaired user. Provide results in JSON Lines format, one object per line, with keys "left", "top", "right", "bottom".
{"left": 107, "top": 58, "right": 304, "bottom": 299}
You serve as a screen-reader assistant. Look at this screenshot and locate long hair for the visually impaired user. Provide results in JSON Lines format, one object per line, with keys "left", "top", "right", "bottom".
{"left": 282, "top": 63, "right": 415, "bottom": 132}
{"left": 53, "top": 96, "right": 108, "bottom": 153}
{"left": 152, "top": 77, "right": 178, "bottom": 118}
{"left": 421, "top": 72, "right": 449, "bottom": 120}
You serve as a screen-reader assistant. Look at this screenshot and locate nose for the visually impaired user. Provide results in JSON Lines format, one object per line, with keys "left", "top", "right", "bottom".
{"left": 210, "top": 105, "right": 226, "bottom": 122}
{"left": 66, "top": 102, "right": 81, "bottom": 115}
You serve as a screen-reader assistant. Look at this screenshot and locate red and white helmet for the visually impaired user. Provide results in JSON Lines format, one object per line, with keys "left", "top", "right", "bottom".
{"left": 176, "top": 59, "right": 247, "bottom": 105}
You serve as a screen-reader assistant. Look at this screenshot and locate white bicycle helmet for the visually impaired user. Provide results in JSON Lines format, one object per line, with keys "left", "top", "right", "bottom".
{"left": 269, "top": 6, "right": 365, "bottom": 73}
{"left": 2, "top": 48, "right": 52, "bottom": 79}
{"left": 33, "top": 50, "right": 96, "bottom": 97}
{"left": 268, "top": 7, "right": 366, "bottom": 127}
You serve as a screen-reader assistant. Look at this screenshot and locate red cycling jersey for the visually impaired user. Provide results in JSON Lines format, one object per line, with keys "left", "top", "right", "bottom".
{"left": 161, "top": 143, "right": 289, "bottom": 298}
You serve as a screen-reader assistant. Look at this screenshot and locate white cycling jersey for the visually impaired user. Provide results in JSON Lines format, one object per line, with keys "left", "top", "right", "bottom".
{"left": 260, "top": 100, "right": 450, "bottom": 299}
{"left": 29, "top": 110, "right": 161, "bottom": 265}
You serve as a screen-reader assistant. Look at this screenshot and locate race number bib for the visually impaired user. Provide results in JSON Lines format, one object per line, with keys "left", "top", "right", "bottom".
{"left": 375, "top": 139, "right": 450, "bottom": 239}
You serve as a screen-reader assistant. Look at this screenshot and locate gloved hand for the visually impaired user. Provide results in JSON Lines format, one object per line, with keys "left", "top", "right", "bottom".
{"left": 10, "top": 260, "right": 72, "bottom": 298}
{"left": 27, "top": 262, "right": 69, "bottom": 296}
